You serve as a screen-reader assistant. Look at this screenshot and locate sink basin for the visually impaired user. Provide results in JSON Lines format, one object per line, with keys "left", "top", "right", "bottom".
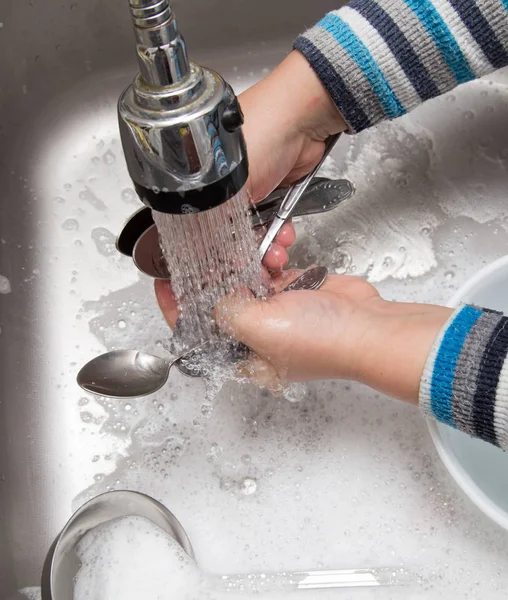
{"left": 2, "top": 1, "right": 508, "bottom": 597}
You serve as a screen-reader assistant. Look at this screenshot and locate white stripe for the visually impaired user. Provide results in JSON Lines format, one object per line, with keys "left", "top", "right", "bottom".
{"left": 339, "top": 6, "right": 418, "bottom": 112}
{"left": 419, "top": 306, "right": 463, "bottom": 414}
{"left": 494, "top": 355, "right": 508, "bottom": 450}
{"left": 428, "top": 0, "right": 493, "bottom": 76}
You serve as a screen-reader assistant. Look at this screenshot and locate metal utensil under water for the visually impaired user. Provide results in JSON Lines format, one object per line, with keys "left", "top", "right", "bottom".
{"left": 43, "top": 490, "right": 413, "bottom": 600}
{"left": 76, "top": 342, "right": 210, "bottom": 399}
{"left": 116, "top": 177, "right": 354, "bottom": 280}
{"left": 258, "top": 134, "right": 341, "bottom": 260}
{"left": 76, "top": 267, "right": 329, "bottom": 396}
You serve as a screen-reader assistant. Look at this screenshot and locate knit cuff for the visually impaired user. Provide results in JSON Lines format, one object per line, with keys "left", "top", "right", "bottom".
{"left": 294, "top": 0, "right": 508, "bottom": 133}
{"left": 420, "top": 304, "right": 508, "bottom": 451}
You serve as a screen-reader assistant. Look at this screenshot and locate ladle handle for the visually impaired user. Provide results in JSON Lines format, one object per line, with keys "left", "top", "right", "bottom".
{"left": 212, "top": 566, "right": 414, "bottom": 593}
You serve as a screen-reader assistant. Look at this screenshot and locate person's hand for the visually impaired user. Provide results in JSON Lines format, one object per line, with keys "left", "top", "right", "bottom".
{"left": 240, "top": 50, "right": 347, "bottom": 202}
{"left": 208, "top": 272, "right": 453, "bottom": 403}
{"left": 239, "top": 50, "right": 347, "bottom": 269}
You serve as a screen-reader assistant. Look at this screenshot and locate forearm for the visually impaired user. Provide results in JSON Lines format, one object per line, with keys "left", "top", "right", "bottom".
{"left": 357, "top": 301, "right": 508, "bottom": 451}
{"left": 355, "top": 301, "right": 453, "bottom": 403}
{"left": 294, "top": 0, "right": 508, "bottom": 132}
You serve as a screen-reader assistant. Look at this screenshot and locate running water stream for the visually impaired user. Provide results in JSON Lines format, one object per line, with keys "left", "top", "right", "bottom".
{"left": 152, "top": 188, "right": 269, "bottom": 389}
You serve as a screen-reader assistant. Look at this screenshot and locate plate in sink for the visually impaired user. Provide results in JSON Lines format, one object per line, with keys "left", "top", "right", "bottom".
{"left": 428, "top": 255, "right": 508, "bottom": 531}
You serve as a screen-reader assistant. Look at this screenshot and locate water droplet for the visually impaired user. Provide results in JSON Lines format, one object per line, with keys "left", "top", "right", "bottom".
{"left": 331, "top": 249, "right": 352, "bottom": 273}
{"left": 241, "top": 454, "right": 251, "bottom": 465}
{"left": 74, "top": 239, "right": 83, "bottom": 247}
{"left": 421, "top": 226, "right": 430, "bottom": 236}
{"left": 62, "top": 218, "right": 79, "bottom": 231}
{"left": 121, "top": 188, "right": 138, "bottom": 204}
{"left": 91, "top": 156, "right": 101, "bottom": 165}
{"left": 80, "top": 412, "right": 93, "bottom": 423}
{"left": 64, "top": 183, "right": 72, "bottom": 191}
{"left": 239, "top": 477, "right": 257, "bottom": 495}
{"left": 446, "top": 94, "right": 456, "bottom": 102}
{"left": 464, "top": 110, "right": 475, "bottom": 120}
{"left": 79, "top": 187, "right": 106, "bottom": 211}
{"left": 54, "top": 196, "right": 66, "bottom": 204}
{"left": 91, "top": 227, "right": 116, "bottom": 256}
{"left": 444, "top": 271, "right": 455, "bottom": 280}
{"left": 118, "top": 320, "right": 126, "bottom": 329}
{"left": 92, "top": 455, "right": 100, "bottom": 463}
{"left": 382, "top": 256, "right": 394, "bottom": 268}
{"left": 0, "top": 275, "right": 12, "bottom": 294}
{"left": 78, "top": 397, "right": 89, "bottom": 406}
{"left": 102, "top": 150, "right": 116, "bottom": 164}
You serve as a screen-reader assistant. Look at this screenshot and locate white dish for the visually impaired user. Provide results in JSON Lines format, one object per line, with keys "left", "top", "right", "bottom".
{"left": 428, "top": 255, "right": 508, "bottom": 531}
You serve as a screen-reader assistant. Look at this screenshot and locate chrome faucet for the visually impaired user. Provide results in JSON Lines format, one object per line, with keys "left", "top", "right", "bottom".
{"left": 118, "top": 0, "right": 247, "bottom": 214}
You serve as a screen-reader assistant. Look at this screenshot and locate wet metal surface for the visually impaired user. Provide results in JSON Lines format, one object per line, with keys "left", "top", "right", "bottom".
{"left": 2, "top": 1, "right": 508, "bottom": 598}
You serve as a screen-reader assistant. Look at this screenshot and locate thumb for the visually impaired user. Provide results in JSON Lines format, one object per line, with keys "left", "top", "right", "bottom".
{"left": 214, "top": 288, "right": 260, "bottom": 344}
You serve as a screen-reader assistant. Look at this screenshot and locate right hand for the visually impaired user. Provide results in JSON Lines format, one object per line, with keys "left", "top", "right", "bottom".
{"left": 239, "top": 50, "right": 347, "bottom": 205}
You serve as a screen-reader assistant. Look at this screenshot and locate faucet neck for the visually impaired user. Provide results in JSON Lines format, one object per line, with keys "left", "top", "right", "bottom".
{"left": 129, "top": 0, "right": 190, "bottom": 87}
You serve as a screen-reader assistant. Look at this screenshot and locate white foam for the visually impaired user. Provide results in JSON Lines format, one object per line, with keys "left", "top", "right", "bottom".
{"left": 73, "top": 516, "right": 204, "bottom": 600}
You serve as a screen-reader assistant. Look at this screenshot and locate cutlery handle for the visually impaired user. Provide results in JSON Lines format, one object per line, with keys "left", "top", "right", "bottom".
{"left": 213, "top": 567, "right": 413, "bottom": 593}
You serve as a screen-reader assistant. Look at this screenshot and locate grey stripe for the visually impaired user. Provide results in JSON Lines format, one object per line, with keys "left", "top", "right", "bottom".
{"left": 452, "top": 311, "right": 504, "bottom": 435}
{"left": 476, "top": 0, "right": 508, "bottom": 56}
{"left": 381, "top": 0, "right": 457, "bottom": 94}
{"left": 304, "top": 26, "right": 386, "bottom": 124}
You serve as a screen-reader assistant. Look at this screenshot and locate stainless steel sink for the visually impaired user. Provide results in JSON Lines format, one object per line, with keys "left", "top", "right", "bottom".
{"left": 2, "top": 1, "right": 508, "bottom": 598}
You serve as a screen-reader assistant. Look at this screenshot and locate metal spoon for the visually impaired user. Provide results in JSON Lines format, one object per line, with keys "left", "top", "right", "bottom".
{"left": 42, "top": 490, "right": 413, "bottom": 600}
{"left": 76, "top": 341, "right": 209, "bottom": 398}
{"left": 77, "top": 267, "right": 329, "bottom": 396}
{"left": 116, "top": 178, "right": 354, "bottom": 280}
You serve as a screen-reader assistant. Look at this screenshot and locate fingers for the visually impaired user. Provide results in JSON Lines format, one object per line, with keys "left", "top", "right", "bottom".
{"left": 154, "top": 279, "right": 179, "bottom": 329}
{"left": 237, "top": 355, "right": 285, "bottom": 395}
{"left": 261, "top": 222, "right": 296, "bottom": 270}
{"left": 263, "top": 243, "right": 289, "bottom": 270}
{"left": 213, "top": 288, "right": 256, "bottom": 341}
{"left": 275, "top": 222, "right": 296, "bottom": 247}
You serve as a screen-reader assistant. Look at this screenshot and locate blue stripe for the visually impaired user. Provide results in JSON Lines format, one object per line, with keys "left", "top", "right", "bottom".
{"left": 294, "top": 36, "right": 372, "bottom": 132}
{"left": 317, "top": 13, "right": 405, "bottom": 119}
{"left": 431, "top": 306, "right": 483, "bottom": 427}
{"left": 348, "top": 0, "right": 440, "bottom": 101}
{"left": 449, "top": 0, "right": 508, "bottom": 70}
{"left": 403, "top": 0, "right": 475, "bottom": 84}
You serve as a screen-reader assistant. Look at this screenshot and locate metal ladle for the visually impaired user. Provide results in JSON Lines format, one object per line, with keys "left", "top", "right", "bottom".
{"left": 42, "top": 490, "right": 414, "bottom": 600}
{"left": 77, "top": 267, "right": 329, "bottom": 397}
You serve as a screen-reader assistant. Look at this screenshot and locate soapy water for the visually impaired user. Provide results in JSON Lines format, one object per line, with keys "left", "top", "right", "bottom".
{"left": 73, "top": 516, "right": 205, "bottom": 600}
{"left": 70, "top": 515, "right": 414, "bottom": 600}
{"left": 52, "top": 73, "right": 508, "bottom": 600}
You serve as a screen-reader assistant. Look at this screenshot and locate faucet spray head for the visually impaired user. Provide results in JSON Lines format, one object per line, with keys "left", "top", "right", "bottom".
{"left": 118, "top": 0, "right": 248, "bottom": 214}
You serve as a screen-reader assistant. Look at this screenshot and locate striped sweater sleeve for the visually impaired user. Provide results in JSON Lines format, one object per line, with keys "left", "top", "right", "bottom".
{"left": 294, "top": 0, "right": 508, "bottom": 132}
{"left": 420, "top": 305, "right": 508, "bottom": 450}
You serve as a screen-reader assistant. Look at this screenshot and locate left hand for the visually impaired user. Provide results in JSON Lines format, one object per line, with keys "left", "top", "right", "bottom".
{"left": 155, "top": 272, "right": 452, "bottom": 403}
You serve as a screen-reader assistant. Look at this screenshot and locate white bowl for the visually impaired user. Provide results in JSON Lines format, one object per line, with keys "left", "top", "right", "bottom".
{"left": 428, "top": 255, "right": 508, "bottom": 531}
